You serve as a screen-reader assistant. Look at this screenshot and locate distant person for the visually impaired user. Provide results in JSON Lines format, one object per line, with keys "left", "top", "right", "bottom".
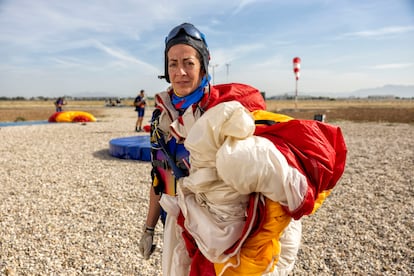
{"left": 54, "top": 97, "right": 66, "bottom": 112}
{"left": 134, "top": 90, "right": 146, "bottom": 132}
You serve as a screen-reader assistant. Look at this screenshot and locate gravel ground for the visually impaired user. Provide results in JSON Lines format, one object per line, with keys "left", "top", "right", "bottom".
{"left": 0, "top": 107, "right": 413, "bottom": 275}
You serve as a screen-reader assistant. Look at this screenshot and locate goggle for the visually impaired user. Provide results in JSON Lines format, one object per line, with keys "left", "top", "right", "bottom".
{"left": 165, "top": 23, "right": 208, "bottom": 47}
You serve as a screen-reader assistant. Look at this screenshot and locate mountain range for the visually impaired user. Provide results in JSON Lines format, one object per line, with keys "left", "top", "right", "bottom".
{"left": 308, "top": 84, "right": 414, "bottom": 98}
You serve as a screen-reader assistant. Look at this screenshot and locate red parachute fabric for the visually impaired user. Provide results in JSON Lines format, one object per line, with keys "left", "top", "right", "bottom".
{"left": 72, "top": 115, "right": 90, "bottom": 122}
{"left": 177, "top": 213, "right": 216, "bottom": 276}
{"left": 143, "top": 124, "right": 151, "bottom": 132}
{"left": 255, "top": 119, "right": 347, "bottom": 219}
{"left": 176, "top": 83, "right": 347, "bottom": 274}
{"left": 48, "top": 112, "right": 61, "bottom": 122}
{"left": 206, "top": 83, "right": 266, "bottom": 112}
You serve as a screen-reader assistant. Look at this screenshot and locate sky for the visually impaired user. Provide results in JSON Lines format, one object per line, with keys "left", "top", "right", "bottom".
{"left": 0, "top": 0, "right": 413, "bottom": 98}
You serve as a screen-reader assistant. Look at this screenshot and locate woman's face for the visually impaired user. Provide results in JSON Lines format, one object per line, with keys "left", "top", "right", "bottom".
{"left": 167, "top": 44, "right": 203, "bottom": 96}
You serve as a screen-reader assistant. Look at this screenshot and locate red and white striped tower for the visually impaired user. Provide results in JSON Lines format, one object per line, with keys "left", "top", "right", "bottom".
{"left": 293, "top": 57, "right": 301, "bottom": 110}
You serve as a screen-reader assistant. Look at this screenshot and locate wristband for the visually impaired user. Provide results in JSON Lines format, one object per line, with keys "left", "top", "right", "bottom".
{"left": 145, "top": 225, "right": 155, "bottom": 233}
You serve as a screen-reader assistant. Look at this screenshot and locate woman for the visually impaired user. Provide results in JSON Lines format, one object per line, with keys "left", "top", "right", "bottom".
{"left": 139, "top": 23, "right": 338, "bottom": 276}
{"left": 139, "top": 22, "right": 303, "bottom": 275}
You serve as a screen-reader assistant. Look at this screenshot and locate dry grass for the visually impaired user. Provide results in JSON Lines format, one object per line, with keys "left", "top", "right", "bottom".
{"left": 0, "top": 100, "right": 148, "bottom": 122}
{"left": 266, "top": 99, "right": 414, "bottom": 124}
{"left": 0, "top": 99, "right": 413, "bottom": 123}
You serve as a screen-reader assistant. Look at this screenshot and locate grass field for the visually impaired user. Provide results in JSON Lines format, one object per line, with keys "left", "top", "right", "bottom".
{"left": 0, "top": 99, "right": 413, "bottom": 123}
{"left": 0, "top": 100, "right": 119, "bottom": 123}
{"left": 266, "top": 99, "right": 414, "bottom": 123}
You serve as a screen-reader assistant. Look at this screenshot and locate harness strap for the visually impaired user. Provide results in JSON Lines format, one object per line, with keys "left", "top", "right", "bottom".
{"left": 153, "top": 125, "right": 188, "bottom": 179}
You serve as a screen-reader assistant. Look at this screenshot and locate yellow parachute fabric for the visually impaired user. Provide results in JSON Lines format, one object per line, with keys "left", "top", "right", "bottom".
{"left": 251, "top": 110, "right": 293, "bottom": 124}
{"left": 55, "top": 111, "right": 97, "bottom": 122}
{"left": 214, "top": 198, "right": 291, "bottom": 276}
{"left": 311, "top": 189, "right": 332, "bottom": 214}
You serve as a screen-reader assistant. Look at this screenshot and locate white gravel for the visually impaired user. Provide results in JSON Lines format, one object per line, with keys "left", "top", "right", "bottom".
{"left": 1, "top": 107, "right": 413, "bottom": 275}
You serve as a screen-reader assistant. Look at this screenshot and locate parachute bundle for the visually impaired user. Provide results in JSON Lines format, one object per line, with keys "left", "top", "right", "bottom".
{"left": 163, "top": 83, "right": 347, "bottom": 275}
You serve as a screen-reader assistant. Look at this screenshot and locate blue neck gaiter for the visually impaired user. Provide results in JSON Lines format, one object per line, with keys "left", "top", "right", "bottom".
{"left": 172, "top": 75, "right": 210, "bottom": 110}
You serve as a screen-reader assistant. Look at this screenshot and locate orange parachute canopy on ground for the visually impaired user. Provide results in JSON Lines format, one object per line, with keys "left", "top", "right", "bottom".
{"left": 48, "top": 111, "right": 97, "bottom": 123}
